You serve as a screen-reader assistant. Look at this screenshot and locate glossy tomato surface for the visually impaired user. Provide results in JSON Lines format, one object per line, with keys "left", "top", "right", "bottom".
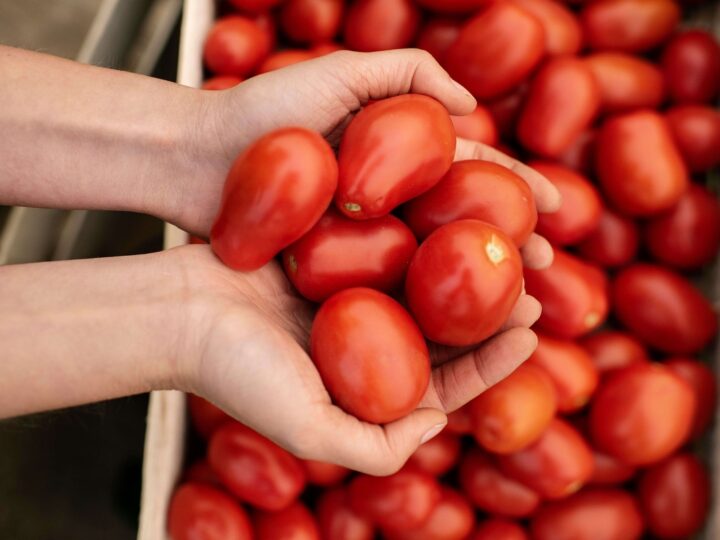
{"left": 188, "top": 395, "right": 232, "bottom": 439}
{"left": 343, "top": 0, "right": 420, "bottom": 51}
{"left": 471, "top": 520, "right": 528, "bottom": 540}
{"left": 302, "top": 459, "right": 349, "bottom": 487}
{"left": 589, "top": 450, "right": 636, "bottom": 486}
{"left": 407, "top": 432, "right": 461, "bottom": 477}
{"left": 280, "top": 0, "right": 343, "bottom": 44}
{"left": 416, "top": 17, "right": 462, "bottom": 62}
{"left": 576, "top": 208, "right": 639, "bottom": 268}
{"left": 317, "top": 488, "right": 375, "bottom": 540}
{"left": 255, "top": 501, "right": 320, "bottom": 540}
{"left": 511, "top": 0, "right": 581, "bottom": 56}
{"left": 579, "top": 331, "right": 649, "bottom": 376}
{"left": 451, "top": 106, "right": 499, "bottom": 146}
{"left": 665, "top": 105, "right": 720, "bottom": 172}
{"left": 203, "top": 16, "right": 272, "bottom": 77}
{"left": 665, "top": 358, "right": 717, "bottom": 439}
{"left": 661, "top": 29, "right": 720, "bottom": 103}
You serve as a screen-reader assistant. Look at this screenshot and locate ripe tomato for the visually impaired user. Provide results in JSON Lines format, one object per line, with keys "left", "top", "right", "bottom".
{"left": 317, "top": 488, "right": 375, "bottom": 540}
{"left": 530, "top": 489, "right": 644, "bottom": 540}
{"left": 468, "top": 363, "right": 557, "bottom": 454}
{"left": 406, "top": 220, "right": 523, "bottom": 346}
{"left": 584, "top": 52, "right": 665, "bottom": 113}
{"left": 580, "top": 0, "right": 679, "bottom": 53}
{"left": 589, "top": 451, "right": 636, "bottom": 486}
{"left": 203, "top": 16, "right": 272, "bottom": 77}
{"left": 661, "top": 29, "right": 720, "bottom": 104}
{"left": 343, "top": 0, "right": 420, "bottom": 52}
{"left": 211, "top": 127, "right": 337, "bottom": 271}
{"left": 255, "top": 501, "right": 320, "bottom": 540}
{"left": 557, "top": 129, "right": 595, "bottom": 175}
{"left": 202, "top": 75, "right": 243, "bottom": 90}
{"left": 407, "top": 432, "right": 461, "bottom": 476}
{"left": 590, "top": 364, "right": 696, "bottom": 466}
{"left": 302, "top": 459, "right": 349, "bottom": 486}
{"left": 280, "top": 0, "right": 343, "bottom": 44}
{"left": 415, "top": 0, "right": 487, "bottom": 12}
{"left": 208, "top": 422, "right": 306, "bottom": 510}
{"left": 416, "top": 18, "right": 461, "bottom": 63}
{"left": 612, "top": 264, "right": 717, "bottom": 354}
{"left": 336, "top": 95, "right": 455, "bottom": 219}
{"left": 310, "top": 288, "right": 430, "bottom": 423}
{"left": 402, "top": 161, "right": 537, "bottom": 246}
{"left": 595, "top": 110, "right": 688, "bottom": 216}
{"left": 445, "top": 405, "right": 473, "bottom": 435}
{"left": 576, "top": 208, "right": 639, "bottom": 268}
{"left": 511, "top": 0, "right": 582, "bottom": 56}
{"left": 645, "top": 183, "right": 720, "bottom": 270}
{"left": 665, "top": 105, "right": 720, "bottom": 172}
{"left": 486, "top": 85, "right": 528, "bottom": 139}
{"left": 312, "top": 42, "right": 343, "bottom": 55}
{"left": 183, "top": 459, "right": 222, "bottom": 487}
{"left": 451, "top": 106, "right": 499, "bottom": 146}
{"left": 639, "top": 453, "right": 710, "bottom": 539}
{"left": 579, "top": 331, "right": 649, "bottom": 376}
{"left": 524, "top": 248, "right": 609, "bottom": 339}
{"left": 445, "top": 3, "right": 545, "bottom": 100}
{"left": 228, "top": 0, "right": 282, "bottom": 12}
{"left": 665, "top": 358, "right": 717, "bottom": 439}
{"left": 471, "top": 520, "right": 528, "bottom": 540}
{"left": 188, "top": 395, "right": 232, "bottom": 439}
{"left": 459, "top": 449, "right": 541, "bottom": 518}
{"left": 257, "top": 49, "right": 316, "bottom": 73}
{"left": 168, "top": 483, "right": 253, "bottom": 540}
{"left": 384, "top": 488, "right": 475, "bottom": 540}
{"left": 282, "top": 209, "right": 417, "bottom": 302}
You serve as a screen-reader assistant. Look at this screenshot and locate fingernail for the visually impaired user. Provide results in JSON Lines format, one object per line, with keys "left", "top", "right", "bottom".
{"left": 451, "top": 79, "right": 474, "bottom": 99}
{"left": 420, "top": 423, "right": 446, "bottom": 445}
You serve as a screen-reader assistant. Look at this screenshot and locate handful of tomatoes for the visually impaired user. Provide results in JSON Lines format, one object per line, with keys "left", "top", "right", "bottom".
{"left": 171, "top": 0, "right": 720, "bottom": 539}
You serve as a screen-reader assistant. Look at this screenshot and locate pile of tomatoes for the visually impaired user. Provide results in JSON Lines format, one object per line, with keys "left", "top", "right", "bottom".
{"left": 170, "top": 0, "right": 720, "bottom": 539}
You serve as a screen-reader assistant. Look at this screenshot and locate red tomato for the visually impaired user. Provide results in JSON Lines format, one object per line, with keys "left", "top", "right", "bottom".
{"left": 579, "top": 331, "right": 649, "bottom": 376}
{"left": 402, "top": 161, "right": 537, "bottom": 246}
{"left": 208, "top": 422, "right": 306, "bottom": 510}
{"left": 445, "top": 3, "right": 545, "bottom": 100}
{"left": 203, "top": 16, "right": 272, "bottom": 77}
{"left": 557, "top": 129, "right": 595, "bottom": 175}
{"left": 580, "top": 0, "right": 679, "bottom": 53}
{"left": 415, "top": 0, "right": 487, "bottom": 13}
{"left": 317, "top": 488, "right": 374, "bottom": 540}
{"left": 183, "top": 459, "right": 222, "bottom": 487}
{"left": 661, "top": 29, "right": 720, "bottom": 104}
{"left": 524, "top": 248, "right": 609, "bottom": 339}
{"left": 639, "top": 453, "right": 710, "bottom": 539}
{"left": 188, "top": 235, "right": 207, "bottom": 245}
{"left": 343, "top": 0, "right": 420, "bottom": 52}
{"left": 459, "top": 449, "right": 541, "bottom": 518}
{"left": 518, "top": 57, "right": 600, "bottom": 158}
{"left": 471, "top": 520, "right": 528, "bottom": 540}
{"left": 511, "top": 0, "right": 582, "bottom": 56}
{"left": 312, "top": 42, "right": 343, "bottom": 55}
{"left": 486, "top": 85, "right": 528, "bottom": 139}
{"left": 645, "top": 183, "right": 720, "bottom": 270}
{"left": 585, "top": 53, "right": 664, "bottom": 113}
{"left": 310, "top": 288, "right": 430, "bottom": 423}
{"left": 228, "top": 0, "right": 282, "bottom": 12}
{"left": 576, "top": 208, "right": 639, "bottom": 268}
{"left": 415, "top": 17, "right": 462, "bottom": 62}
{"left": 257, "top": 49, "right": 316, "bottom": 73}
{"left": 188, "top": 395, "right": 232, "bottom": 439}
{"left": 595, "top": 110, "right": 688, "bottom": 216}
{"left": 280, "top": 0, "right": 343, "bottom": 44}
{"left": 407, "top": 432, "right": 461, "bottom": 476}
{"left": 530, "top": 489, "right": 644, "bottom": 540}
{"left": 451, "top": 106, "right": 499, "bottom": 146}
{"left": 336, "top": 95, "right": 455, "bottom": 219}
{"left": 406, "top": 220, "right": 523, "bottom": 346}
{"left": 255, "top": 501, "right": 320, "bottom": 540}
{"left": 302, "top": 459, "right": 349, "bottom": 486}
{"left": 202, "top": 75, "right": 243, "bottom": 90}
{"left": 445, "top": 405, "right": 473, "bottom": 435}
{"left": 168, "top": 483, "right": 253, "bottom": 540}
{"left": 665, "top": 358, "right": 717, "bottom": 439}
{"left": 612, "top": 264, "right": 717, "bottom": 354}
{"left": 532, "top": 162, "right": 602, "bottom": 245}
{"left": 590, "top": 363, "right": 696, "bottom": 466}
{"left": 589, "top": 451, "right": 636, "bottom": 486}
{"left": 468, "top": 363, "right": 557, "bottom": 454}
{"left": 211, "top": 128, "right": 337, "bottom": 271}
{"left": 282, "top": 209, "right": 417, "bottom": 302}
{"left": 348, "top": 469, "right": 441, "bottom": 530}
{"left": 665, "top": 105, "right": 720, "bottom": 172}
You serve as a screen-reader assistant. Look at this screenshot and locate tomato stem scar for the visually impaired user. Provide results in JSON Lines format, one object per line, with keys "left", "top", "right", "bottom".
{"left": 344, "top": 202, "right": 362, "bottom": 212}
{"left": 485, "top": 235, "right": 507, "bottom": 265}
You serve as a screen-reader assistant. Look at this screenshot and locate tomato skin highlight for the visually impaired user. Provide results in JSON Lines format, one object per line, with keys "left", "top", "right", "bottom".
{"left": 203, "top": 16, "right": 272, "bottom": 77}
{"left": 280, "top": 0, "right": 343, "bottom": 44}
{"left": 343, "top": 0, "right": 420, "bottom": 52}
{"left": 661, "top": 29, "right": 720, "bottom": 104}
{"left": 665, "top": 104, "right": 720, "bottom": 172}
{"left": 665, "top": 358, "right": 717, "bottom": 439}
{"left": 576, "top": 208, "right": 639, "bottom": 268}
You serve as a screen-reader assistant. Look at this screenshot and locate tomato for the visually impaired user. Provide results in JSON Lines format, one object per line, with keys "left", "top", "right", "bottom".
{"left": 415, "top": 0, "right": 487, "bottom": 13}
{"left": 665, "top": 105, "right": 720, "bottom": 172}
{"left": 312, "top": 42, "right": 343, "bottom": 55}
{"left": 661, "top": 29, "right": 720, "bottom": 104}
{"left": 576, "top": 208, "right": 639, "bottom": 268}
{"left": 531, "top": 162, "right": 602, "bottom": 245}
{"left": 348, "top": 468, "right": 441, "bottom": 530}
{"left": 317, "top": 488, "right": 375, "bottom": 540}
{"left": 445, "top": 405, "right": 472, "bottom": 435}
{"left": 639, "top": 453, "right": 710, "bottom": 539}
{"left": 257, "top": 49, "right": 316, "bottom": 73}
{"left": 471, "top": 520, "right": 528, "bottom": 540}
{"left": 524, "top": 249, "right": 609, "bottom": 339}
{"left": 384, "top": 488, "right": 475, "bottom": 540}
{"left": 612, "top": 264, "right": 717, "bottom": 354}
{"left": 499, "top": 419, "right": 594, "bottom": 499}
{"left": 203, "top": 16, "right": 272, "bottom": 77}
{"left": 511, "top": 0, "right": 582, "bottom": 56}
{"left": 530, "top": 489, "right": 644, "bottom": 540}
{"left": 188, "top": 395, "right": 232, "bottom": 439}
{"left": 183, "top": 459, "right": 222, "bottom": 487}
{"left": 402, "top": 161, "right": 537, "bottom": 246}
{"left": 310, "top": 288, "right": 430, "bottom": 423}
{"left": 595, "top": 110, "right": 688, "bottom": 216}
{"left": 280, "top": 0, "right": 343, "bottom": 44}
{"left": 282, "top": 209, "right": 417, "bottom": 302}
{"left": 168, "top": 483, "right": 253, "bottom": 540}
{"left": 405, "top": 220, "right": 523, "bottom": 346}
{"left": 208, "top": 422, "right": 306, "bottom": 510}
{"left": 557, "top": 129, "right": 595, "bottom": 175}
{"left": 343, "top": 0, "right": 420, "bottom": 52}
{"left": 645, "top": 183, "right": 720, "bottom": 270}
{"left": 580, "top": 0, "right": 679, "bottom": 53}
{"left": 302, "top": 459, "right": 349, "bottom": 486}
{"left": 416, "top": 18, "right": 462, "bottom": 63}
{"left": 590, "top": 363, "right": 696, "bottom": 466}
{"left": 202, "top": 75, "right": 243, "bottom": 90}
{"left": 589, "top": 451, "right": 636, "bottom": 486}
{"left": 407, "top": 432, "right": 461, "bottom": 476}
{"left": 228, "top": 0, "right": 282, "bottom": 12}
{"left": 255, "top": 501, "right": 320, "bottom": 540}
{"left": 445, "top": 3, "right": 545, "bottom": 100}
{"left": 518, "top": 57, "right": 600, "bottom": 158}
{"left": 451, "top": 106, "right": 499, "bottom": 146}
{"left": 486, "top": 85, "right": 528, "bottom": 139}
{"left": 584, "top": 53, "right": 664, "bottom": 113}
{"left": 211, "top": 128, "right": 337, "bottom": 271}
{"left": 579, "top": 331, "right": 649, "bottom": 376}
{"left": 468, "top": 363, "right": 557, "bottom": 454}
{"left": 665, "top": 358, "right": 717, "bottom": 439}
{"left": 336, "top": 95, "right": 455, "bottom": 220}
{"left": 459, "top": 449, "right": 541, "bottom": 518}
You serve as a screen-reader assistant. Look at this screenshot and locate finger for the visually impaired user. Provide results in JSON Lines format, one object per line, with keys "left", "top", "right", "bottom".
{"left": 500, "top": 294, "right": 542, "bottom": 331}
{"left": 454, "top": 138, "right": 562, "bottom": 213}
{"left": 521, "top": 233, "right": 554, "bottom": 269}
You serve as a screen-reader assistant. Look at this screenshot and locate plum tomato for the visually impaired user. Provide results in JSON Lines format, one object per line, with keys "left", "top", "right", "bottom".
{"left": 510, "top": 0, "right": 581, "bottom": 56}
{"left": 576, "top": 208, "right": 639, "bottom": 268}
{"left": 486, "top": 85, "right": 528, "bottom": 139}
{"left": 183, "top": 459, "right": 222, "bottom": 487}
{"left": 445, "top": 405, "right": 473, "bottom": 435}
{"left": 665, "top": 358, "right": 717, "bottom": 439}
{"left": 257, "top": 49, "right": 316, "bottom": 73}
{"left": 665, "top": 105, "right": 720, "bottom": 172}
{"left": 343, "top": 0, "right": 420, "bottom": 52}
{"left": 201, "top": 75, "right": 243, "bottom": 90}
{"left": 187, "top": 394, "right": 232, "bottom": 439}
{"left": 203, "top": 16, "right": 272, "bottom": 77}
{"left": 415, "top": 17, "right": 462, "bottom": 63}
{"left": 471, "top": 520, "right": 529, "bottom": 540}
{"left": 557, "top": 129, "right": 596, "bottom": 175}
{"left": 589, "top": 450, "right": 636, "bottom": 486}
{"left": 302, "top": 459, "right": 349, "bottom": 487}
{"left": 280, "top": 0, "right": 343, "bottom": 44}
{"left": 451, "top": 106, "right": 499, "bottom": 146}
{"left": 407, "top": 432, "right": 461, "bottom": 477}
{"left": 255, "top": 501, "right": 320, "bottom": 540}
{"left": 579, "top": 331, "right": 649, "bottom": 376}
{"left": 317, "top": 488, "right": 375, "bottom": 540}
{"left": 661, "top": 29, "right": 720, "bottom": 104}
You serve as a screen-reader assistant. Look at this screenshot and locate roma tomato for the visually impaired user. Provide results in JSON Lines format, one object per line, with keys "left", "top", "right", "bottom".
{"left": 280, "top": 0, "right": 343, "bottom": 44}
{"left": 211, "top": 127, "right": 337, "bottom": 271}
{"left": 188, "top": 395, "right": 232, "bottom": 439}
{"left": 168, "top": 483, "right": 253, "bottom": 540}
{"left": 589, "top": 364, "right": 696, "bottom": 466}
{"left": 228, "top": 0, "right": 282, "bottom": 12}
{"left": 595, "top": 110, "right": 688, "bottom": 216}
{"left": 202, "top": 75, "right": 243, "bottom": 90}
{"left": 471, "top": 520, "right": 528, "bottom": 540}
{"left": 459, "top": 449, "right": 541, "bottom": 518}
{"left": 282, "top": 209, "right": 417, "bottom": 302}
{"left": 446, "top": 405, "right": 473, "bottom": 435}
{"left": 310, "top": 288, "right": 430, "bottom": 423}
{"left": 415, "top": 0, "right": 487, "bottom": 13}
{"left": 518, "top": 57, "right": 600, "bottom": 158}
{"left": 639, "top": 453, "right": 710, "bottom": 539}
{"left": 486, "top": 85, "right": 528, "bottom": 139}
{"left": 343, "top": 0, "right": 420, "bottom": 51}
{"left": 336, "top": 95, "right": 455, "bottom": 219}
{"left": 585, "top": 53, "right": 664, "bottom": 113}
{"left": 402, "top": 161, "right": 537, "bottom": 246}
{"left": 451, "top": 106, "right": 499, "bottom": 146}
{"left": 445, "top": 3, "right": 545, "bottom": 100}
{"left": 257, "top": 49, "right": 316, "bottom": 73}
{"left": 203, "top": 16, "right": 272, "bottom": 77}
{"left": 557, "top": 129, "right": 595, "bottom": 175}
{"left": 468, "top": 363, "right": 557, "bottom": 454}
{"left": 665, "top": 105, "right": 720, "bottom": 172}
{"left": 317, "top": 488, "right": 374, "bottom": 540}
{"left": 255, "top": 501, "right": 320, "bottom": 540}
{"left": 302, "top": 459, "right": 349, "bottom": 486}
{"left": 612, "top": 264, "right": 717, "bottom": 354}
{"left": 665, "top": 358, "right": 717, "bottom": 439}
{"left": 407, "top": 432, "right": 461, "bottom": 477}
{"left": 183, "top": 459, "right": 222, "bottom": 487}
{"left": 208, "top": 422, "right": 306, "bottom": 510}
{"left": 589, "top": 451, "right": 636, "bottom": 486}
{"left": 406, "top": 220, "right": 523, "bottom": 346}
{"left": 416, "top": 18, "right": 462, "bottom": 63}
{"left": 576, "top": 208, "right": 639, "bottom": 268}
{"left": 579, "top": 331, "right": 649, "bottom": 376}
{"left": 661, "top": 29, "right": 720, "bottom": 104}
{"left": 511, "top": 0, "right": 582, "bottom": 56}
